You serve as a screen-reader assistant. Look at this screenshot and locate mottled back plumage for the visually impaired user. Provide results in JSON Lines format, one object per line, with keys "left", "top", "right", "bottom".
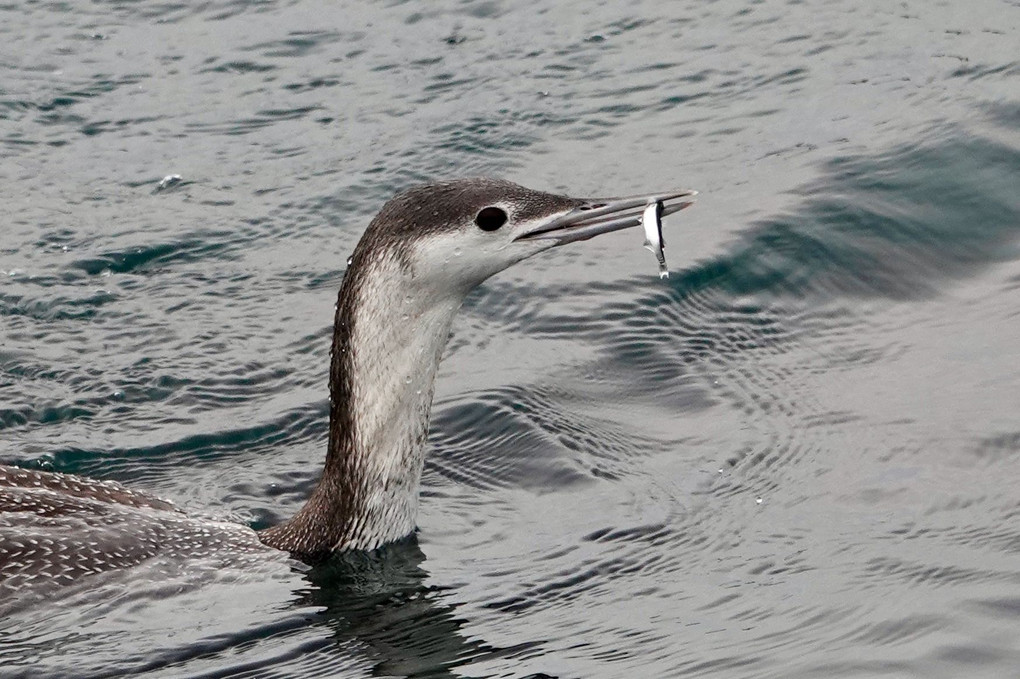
{"left": 0, "top": 466, "right": 270, "bottom": 608}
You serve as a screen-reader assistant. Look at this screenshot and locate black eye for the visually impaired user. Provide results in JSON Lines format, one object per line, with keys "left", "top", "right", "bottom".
{"left": 475, "top": 206, "right": 508, "bottom": 231}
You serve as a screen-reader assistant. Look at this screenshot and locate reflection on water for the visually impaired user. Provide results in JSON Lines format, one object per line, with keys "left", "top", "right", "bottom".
{"left": 0, "top": 538, "right": 504, "bottom": 678}
{"left": 304, "top": 539, "right": 539, "bottom": 678}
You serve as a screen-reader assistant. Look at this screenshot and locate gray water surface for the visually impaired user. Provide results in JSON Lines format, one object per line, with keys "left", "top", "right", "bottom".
{"left": 2, "top": 0, "right": 1020, "bottom": 677}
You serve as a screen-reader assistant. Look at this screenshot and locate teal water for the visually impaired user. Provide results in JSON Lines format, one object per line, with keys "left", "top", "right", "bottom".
{"left": 2, "top": 0, "right": 1020, "bottom": 677}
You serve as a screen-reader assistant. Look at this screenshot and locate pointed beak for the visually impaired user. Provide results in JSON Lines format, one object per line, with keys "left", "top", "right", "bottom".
{"left": 515, "top": 189, "right": 697, "bottom": 245}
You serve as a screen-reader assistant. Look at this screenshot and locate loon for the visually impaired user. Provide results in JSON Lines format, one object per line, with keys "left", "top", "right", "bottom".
{"left": 0, "top": 178, "right": 695, "bottom": 595}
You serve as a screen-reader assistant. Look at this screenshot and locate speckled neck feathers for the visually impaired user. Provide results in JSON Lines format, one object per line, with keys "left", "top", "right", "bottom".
{"left": 258, "top": 221, "right": 463, "bottom": 556}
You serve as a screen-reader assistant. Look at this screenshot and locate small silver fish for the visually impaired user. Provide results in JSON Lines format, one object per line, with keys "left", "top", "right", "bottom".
{"left": 642, "top": 201, "right": 668, "bottom": 279}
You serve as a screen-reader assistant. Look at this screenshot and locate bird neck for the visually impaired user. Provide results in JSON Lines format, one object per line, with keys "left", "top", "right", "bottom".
{"left": 260, "top": 248, "right": 463, "bottom": 556}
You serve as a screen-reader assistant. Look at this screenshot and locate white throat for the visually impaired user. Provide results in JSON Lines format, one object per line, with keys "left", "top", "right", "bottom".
{"left": 258, "top": 242, "right": 472, "bottom": 555}
{"left": 337, "top": 250, "right": 464, "bottom": 549}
